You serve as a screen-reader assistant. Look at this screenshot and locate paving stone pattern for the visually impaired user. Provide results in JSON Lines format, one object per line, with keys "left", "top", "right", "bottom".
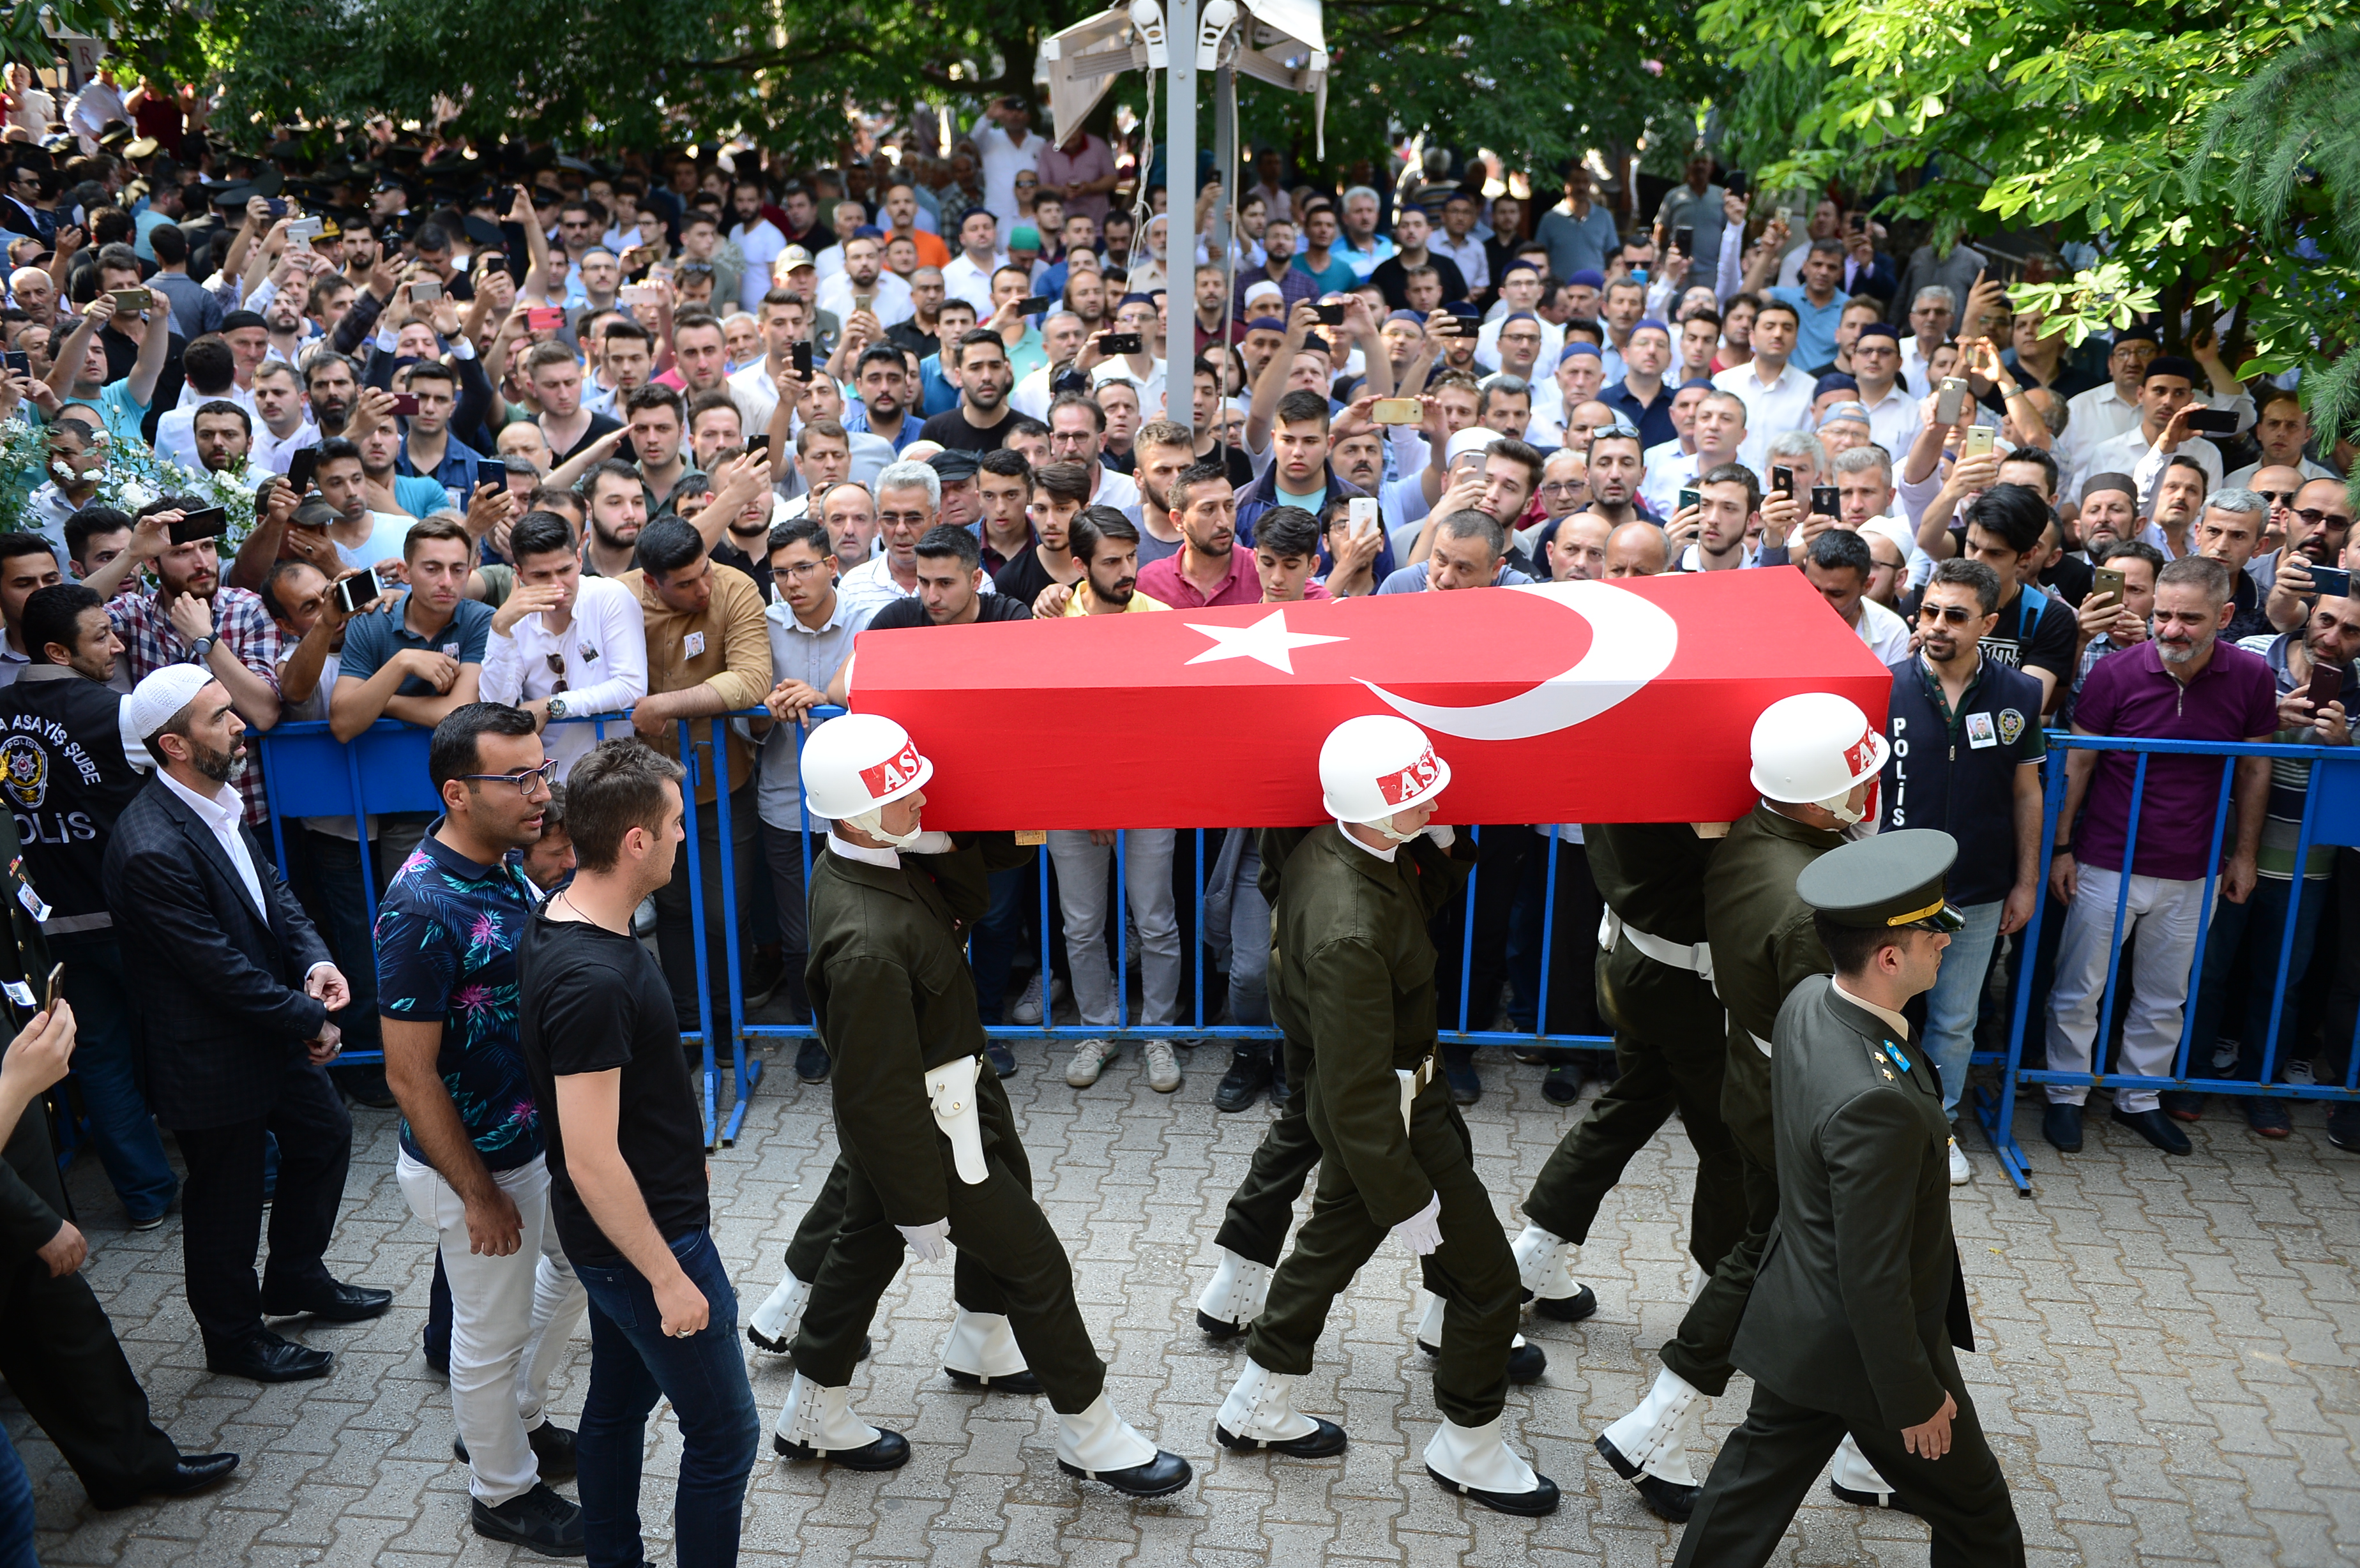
{"left": 20, "top": 1042, "right": 2360, "bottom": 1565}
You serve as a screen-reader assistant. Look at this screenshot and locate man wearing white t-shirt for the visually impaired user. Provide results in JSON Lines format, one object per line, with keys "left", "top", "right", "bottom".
{"left": 729, "top": 181, "right": 789, "bottom": 315}
{"left": 939, "top": 208, "right": 1008, "bottom": 319}
{"left": 814, "top": 235, "right": 914, "bottom": 330}
{"left": 972, "top": 99, "right": 1046, "bottom": 226}
{"left": 1802, "top": 528, "right": 1913, "bottom": 665}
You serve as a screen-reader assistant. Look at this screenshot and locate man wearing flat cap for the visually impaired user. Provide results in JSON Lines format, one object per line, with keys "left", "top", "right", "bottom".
{"left": 1673, "top": 828, "right": 2024, "bottom": 1566}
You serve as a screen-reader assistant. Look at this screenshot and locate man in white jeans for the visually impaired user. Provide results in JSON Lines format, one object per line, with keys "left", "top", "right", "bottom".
{"left": 2041, "top": 555, "right": 2278, "bottom": 1158}
{"left": 378, "top": 705, "right": 590, "bottom": 1555}
{"left": 1050, "top": 827, "right": 1185, "bottom": 1090}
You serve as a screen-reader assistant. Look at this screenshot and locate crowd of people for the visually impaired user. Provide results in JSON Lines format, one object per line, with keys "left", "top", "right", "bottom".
{"left": 0, "top": 50, "right": 2350, "bottom": 1567}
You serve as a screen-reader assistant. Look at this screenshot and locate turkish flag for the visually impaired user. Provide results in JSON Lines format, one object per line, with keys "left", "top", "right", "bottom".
{"left": 849, "top": 569, "right": 1892, "bottom": 829}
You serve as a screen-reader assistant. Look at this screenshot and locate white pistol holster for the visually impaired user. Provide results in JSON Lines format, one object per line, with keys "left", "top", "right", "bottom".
{"left": 924, "top": 1055, "right": 990, "bottom": 1185}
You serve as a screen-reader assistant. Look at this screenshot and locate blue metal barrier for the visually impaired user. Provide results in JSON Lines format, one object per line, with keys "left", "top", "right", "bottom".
{"left": 1979, "top": 733, "right": 2360, "bottom": 1198}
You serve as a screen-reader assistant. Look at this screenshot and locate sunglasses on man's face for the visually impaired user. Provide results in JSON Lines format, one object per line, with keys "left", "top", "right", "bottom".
{"left": 2257, "top": 490, "right": 2299, "bottom": 506}
{"left": 2297, "top": 508, "right": 2354, "bottom": 529}
{"left": 1916, "top": 602, "right": 1979, "bottom": 626}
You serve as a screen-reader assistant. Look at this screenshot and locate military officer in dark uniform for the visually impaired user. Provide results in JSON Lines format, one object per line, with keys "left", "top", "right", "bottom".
{"left": 1598, "top": 692, "right": 1907, "bottom": 1518}
{"left": 1509, "top": 820, "right": 1743, "bottom": 1518}
{"left": 1674, "top": 829, "right": 2024, "bottom": 1565}
{"left": 1211, "top": 716, "right": 1556, "bottom": 1516}
{"left": 775, "top": 714, "right": 1190, "bottom": 1499}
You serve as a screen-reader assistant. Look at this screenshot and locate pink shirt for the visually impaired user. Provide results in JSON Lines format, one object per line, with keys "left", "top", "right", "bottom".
{"left": 1137, "top": 547, "right": 1261, "bottom": 608}
{"left": 1038, "top": 134, "right": 1118, "bottom": 227}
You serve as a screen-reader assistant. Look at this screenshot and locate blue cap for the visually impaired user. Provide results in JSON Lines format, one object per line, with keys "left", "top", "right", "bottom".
{"left": 1504, "top": 310, "right": 1539, "bottom": 324}
{"left": 1246, "top": 315, "right": 1289, "bottom": 334}
{"left": 1677, "top": 376, "right": 1718, "bottom": 392}
{"left": 1812, "top": 372, "right": 1859, "bottom": 398}
{"left": 1568, "top": 268, "right": 1607, "bottom": 289}
{"left": 1631, "top": 317, "right": 1672, "bottom": 338}
{"left": 852, "top": 224, "right": 884, "bottom": 240}
{"left": 1500, "top": 259, "right": 1541, "bottom": 278}
{"left": 1117, "top": 292, "right": 1159, "bottom": 308}
{"left": 1856, "top": 321, "right": 1901, "bottom": 344}
{"left": 1819, "top": 400, "right": 1873, "bottom": 428}
{"left": 1386, "top": 309, "right": 1426, "bottom": 327}
{"left": 958, "top": 206, "right": 994, "bottom": 228}
{"left": 1559, "top": 341, "right": 1602, "bottom": 362}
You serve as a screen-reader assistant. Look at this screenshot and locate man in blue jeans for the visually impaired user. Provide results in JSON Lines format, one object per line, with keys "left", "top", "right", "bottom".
{"left": 517, "top": 739, "right": 757, "bottom": 1568}
{"left": 1876, "top": 559, "right": 2046, "bottom": 1184}
{"left": 0, "top": 583, "right": 181, "bottom": 1226}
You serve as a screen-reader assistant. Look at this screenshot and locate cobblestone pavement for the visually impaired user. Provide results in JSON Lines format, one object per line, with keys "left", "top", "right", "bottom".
{"left": 20, "top": 1039, "right": 2360, "bottom": 1565}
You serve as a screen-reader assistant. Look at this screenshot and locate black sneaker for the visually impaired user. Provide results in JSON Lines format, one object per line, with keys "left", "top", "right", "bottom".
{"left": 455, "top": 1421, "right": 578, "bottom": 1482}
{"left": 1540, "top": 1063, "right": 1582, "bottom": 1104}
{"left": 1214, "top": 1047, "right": 1273, "bottom": 1112}
{"left": 471, "top": 1481, "right": 586, "bottom": 1557}
{"left": 987, "top": 1042, "right": 1018, "bottom": 1078}
{"left": 795, "top": 1038, "right": 831, "bottom": 1083}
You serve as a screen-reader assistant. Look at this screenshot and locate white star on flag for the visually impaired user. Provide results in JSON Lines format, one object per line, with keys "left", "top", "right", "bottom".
{"left": 1183, "top": 609, "right": 1348, "bottom": 674}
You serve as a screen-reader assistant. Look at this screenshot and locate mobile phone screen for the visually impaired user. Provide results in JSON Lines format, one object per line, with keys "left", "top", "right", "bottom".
{"left": 1, "top": 352, "right": 26, "bottom": 375}
{"left": 1673, "top": 227, "right": 1695, "bottom": 256}
{"left": 1018, "top": 295, "right": 1055, "bottom": 316}
{"left": 1314, "top": 303, "right": 1346, "bottom": 326}
{"left": 2306, "top": 661, "right": 2345, "bottom": 713}
{"left": 288, "top": 448, "right": 319, "bottom": 495}
{"left": 527, "top": 308, "right": 564, "bottom": 333}
{"left": 169, "top": 508, "right": 230, "bottom": 545}
{"left": 335, "top": 572, "right": 382, "bottom": 614}
{"left": 746, "top": 433, "right": 771, "bottom": 453}
{"left": 2184, "top": 408, "right": 2239, "bottom": 435}
{"left": 792, "top": 342, "right": 813, "bottom": 375}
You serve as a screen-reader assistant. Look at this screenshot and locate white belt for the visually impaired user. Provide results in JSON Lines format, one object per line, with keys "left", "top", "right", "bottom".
{"left": 922, "top": 1055, "right": 990, "bottom": 1184}
{"left": 1751, "top": 1031, "right": 1775, "bottom": 1059}
{"left": 1396, "top": 1056, "right": 1437, "bottom": 1132}
{"left": 1600, "top": 908, "right": 1714, "bottom": 983}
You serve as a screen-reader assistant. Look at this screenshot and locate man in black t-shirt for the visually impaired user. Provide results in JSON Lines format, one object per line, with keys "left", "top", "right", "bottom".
{"left": 864, "top": 526, "right": 1031, "bottom": 630}
{"left": 1903, "top": 484, "right": 2076, "bottom": 712}
{"left": 516, "top": 739, "right": 759, "bottom": 1568}
{"left": 990, "top": 460, "right": 1090, "bottom": 609}
{"left": 918, "top": 329, "right": 1017, "bottom": 452}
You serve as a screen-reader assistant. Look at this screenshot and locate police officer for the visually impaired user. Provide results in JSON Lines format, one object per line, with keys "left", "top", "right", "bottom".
{"left": 1673, "top": 829, "right": 2025, "bottom": 1565}
{"left": 1597, "top": 692, "right": 1907, "bottom": 1516}
{"left": 1211, "top": 716, "right": 1555, "bottom": 1516}
{"left": 1508, "top": 820, "right": 1743, "bottom": 1520}
{"left": 775, "top": 714, "right": 1190, "bottom": 1498}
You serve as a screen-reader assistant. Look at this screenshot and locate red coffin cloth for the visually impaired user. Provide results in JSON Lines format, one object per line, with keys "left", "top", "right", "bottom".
{"left": 847, "top": 568, "right": 1892, "bottom": 830}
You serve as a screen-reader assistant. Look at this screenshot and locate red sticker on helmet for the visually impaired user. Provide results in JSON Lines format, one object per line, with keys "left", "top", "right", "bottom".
{"left": 1843, "top": 728, "right": 1878, "bottom": 776}
{"left": 859, "top": 741, "right": 922, "bottom": 797}
{"left": 1377, "top": 744, "right": 1441, "bottom": 806}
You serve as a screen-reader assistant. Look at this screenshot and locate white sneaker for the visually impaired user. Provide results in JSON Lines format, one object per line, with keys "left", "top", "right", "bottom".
{"left": 1010, "top": 973, "right": 1045, "bottom": 1026}
{"left": 2286, "top": 1058, "right": 2318, "bottom": 1086}
{"left": 1144, "top": 1039, "right": 1182, "bottom": 1092}
{"left": 1066, "top": 1038, "right": 1117, "bottom": 1087}
{"left": 2211, "top": 1037, "right": 2242, "bottom": 1073}
{"left": 1948, "top": 1136, "right": 1972, "bottom": 1186}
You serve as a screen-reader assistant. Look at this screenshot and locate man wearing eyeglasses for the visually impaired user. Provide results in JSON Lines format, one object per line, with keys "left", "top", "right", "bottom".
{"left": 480, "top": 512, "right": 651, "bottom": 781}
{"left": 1875, "top": 559, "right": 2046, "bottom": 1185}
{"left": 2264, "top": 478, "right": 2356, "bottom": 631}
{"left": 378, "top": 704, "right": 589, "bottom": 1555}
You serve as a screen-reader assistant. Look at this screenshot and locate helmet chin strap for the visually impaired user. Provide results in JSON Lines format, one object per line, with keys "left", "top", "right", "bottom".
{"left": 851, "top": 804, "right": 927, "bottom": 850}
{"left": 1370, "top": 812, "right": 1421, "bottom": 844}
{"left": 1815, "top": 790, "right": 1866, "bottom": 826}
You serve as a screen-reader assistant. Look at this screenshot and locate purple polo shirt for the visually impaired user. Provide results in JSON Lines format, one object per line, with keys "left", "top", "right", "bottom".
{"left": 2073, "top": 638, "right": 2278, "bottom": 880}
{"left": 1137, "top": 546, "right": 1260, "bottom": 609}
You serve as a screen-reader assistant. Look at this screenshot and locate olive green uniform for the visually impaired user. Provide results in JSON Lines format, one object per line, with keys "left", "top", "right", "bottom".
{"left": 1674, "top": 978, "right": 2023, "bottom": 1565}
{"left": 1658, "top": 802, "right": 1843, "bottom": 1396}
{"left": 790, "top": 840, "right": 1104, "bottom": 1411}
{"left": 1243, "top": 825, "right": 1525, "bottom": 1428}
{"left": 779, "top": 838, "right": 1035, "bottom": 1324}
{"left": 1520, "top": 823, "right": 1744, "bottom": 1272}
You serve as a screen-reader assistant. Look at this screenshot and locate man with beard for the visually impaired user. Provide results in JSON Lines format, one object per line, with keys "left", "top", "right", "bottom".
{"left": 884, "top": 268, "right": 952, "bottom": 363}
{"left": 83, "top": 499, "right": 287, "bottom": 827}
{"left": 190, "top": 402, "right": 254, "bottom": 477}
{"left": 2144, "top": 455, "right": 2209, "bottom": 563}
{"left": 816, "top": 234, "right": 914, "bottom": 330}
{"left": 103, "top": 663, "right": 383, "bottom": 1383}
{"left": 580, "top": 461, "right": 651, "bottom": 579}
{"left": 844, "top": 345, "right": 919, "bottom": 453}
{"left": 303, "top": 351, "right": 363, "bottom": 439}
{"left": 2267, "top": 476, "right": 2356, "bottom": 628}
{"left": 919, "top": 330, "right": 1016, "bottom": 451}
{"left": 1584, "top": 426, "right": 1653, "bottom": 527}
{"left": 1137, "top": 462, "right": 1257, "bottom": 608}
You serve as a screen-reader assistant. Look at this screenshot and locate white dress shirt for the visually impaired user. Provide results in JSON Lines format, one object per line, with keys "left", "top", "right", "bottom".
{"left": 160, "top": 769, "right": 266, "bottom": 917}
{"left": 729, "top": 219, "right": 788, "bottom": 313}
{"left": 816, "top": 269, "right": 915, "bottom": 330}
{"left": 478, "top": 575, "right": 651, "bottom": 778}
{"left": 1859, "top": 382, "right": 1924, "bottom": 460}
{"left": 1853, "top": 596, "right": 1913, "bottom": 665}
{"left": 1712, "top": 359, "right": 1817, "bottom": 473}
{"left": 2076, "top": 426, "right": 2223, "bottom": 509}
{"left": 940, "top": 252, "right": 1007, "bottom": 318}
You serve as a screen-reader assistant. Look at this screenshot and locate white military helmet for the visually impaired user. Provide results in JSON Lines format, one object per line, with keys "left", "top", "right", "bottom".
{"left": 1320, "top": 714, "right": 1451, "bottom": 840}
{"left": 800, "top": 712, "right": 933, "bottom": 838}
{"left": 1749, "top": 692, "right": 1888, "bottom": 823}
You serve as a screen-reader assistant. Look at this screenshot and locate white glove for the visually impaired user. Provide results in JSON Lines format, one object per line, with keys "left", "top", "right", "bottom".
{"left": 1421, "top": 824, "right": 1456, "bottom": 849}
{"left": 896, "top": 1218, "right": 953, "bottom": 1261}
{"left": 1391, "top": 1193, "right": 1443, "bottom": 1257}
{"left": 902, "top": 830, "right": 958, "bottom": 856}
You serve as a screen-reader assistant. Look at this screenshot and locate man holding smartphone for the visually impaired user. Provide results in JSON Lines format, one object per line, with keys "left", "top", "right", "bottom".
{"left": 2073, "top": 356, "right": 2221, "bottom": 511}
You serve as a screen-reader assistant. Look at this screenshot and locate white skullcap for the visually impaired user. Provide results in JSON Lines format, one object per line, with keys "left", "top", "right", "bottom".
{"left": 1446, "top": 426, "right": 1503, "bottom": 465}
{"left": 124, "top": 665, "right": 219, "bottom": 770}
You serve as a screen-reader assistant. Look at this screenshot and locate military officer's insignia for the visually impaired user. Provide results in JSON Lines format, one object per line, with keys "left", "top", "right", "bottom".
{"left": 1, "top": 735, "right": 47, "bottom": 810}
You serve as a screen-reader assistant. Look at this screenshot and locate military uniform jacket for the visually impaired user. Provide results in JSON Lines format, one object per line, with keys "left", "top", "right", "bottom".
{"left": 805, "top": 840, "right": 997, "bottom": 1230}
{"left": 1733, "top": 977, "right": 1974, "bottom": 1431}
{"left": 0, "top": 805, "right": 66, "bottom": 1265}
{"left": 1584, "top": 822, "right": 1717, "bottom": 944}
{"left": 1704, "top": 802, "right": 1844, "bottom": 1166}
{"left": 1264, "top": 824, "right": 1473, "bottom": 1228}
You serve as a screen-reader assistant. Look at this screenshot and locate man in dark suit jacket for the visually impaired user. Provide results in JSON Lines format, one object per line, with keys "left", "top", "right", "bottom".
{"left": 101, "top": 666, "right": 391, "bottom": 1383}
{"left": 0, "top": 801, "right": 238, "bottom": 1507}
{"left": 1673, "top": 830, "right": 2023, "bottom": 1566}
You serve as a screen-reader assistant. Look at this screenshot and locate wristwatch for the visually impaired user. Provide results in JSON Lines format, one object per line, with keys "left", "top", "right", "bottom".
{"left": 546, "top": 695, "right": 570, "bottom": 723}
{"left": 190, "top": 634, "right": 219, "bottom": 663}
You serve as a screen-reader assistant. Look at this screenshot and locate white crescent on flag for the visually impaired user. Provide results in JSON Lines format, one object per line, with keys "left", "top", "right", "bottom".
{"left": 1354, "top": 580, "right": 1680, "bottom": 742}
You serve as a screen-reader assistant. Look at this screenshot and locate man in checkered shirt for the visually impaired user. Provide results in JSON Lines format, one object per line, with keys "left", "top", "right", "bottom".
{"left": 82, "top": 496, "right": 289, "bottom": 827}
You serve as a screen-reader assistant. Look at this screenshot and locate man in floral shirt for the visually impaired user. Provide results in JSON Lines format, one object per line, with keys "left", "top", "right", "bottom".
{"left": 375, "top": 704, "right": 589, "bottom": 1556}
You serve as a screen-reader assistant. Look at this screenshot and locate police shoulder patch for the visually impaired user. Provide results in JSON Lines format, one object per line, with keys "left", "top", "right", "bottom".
{"left": 1997, "top": 708, "right": 2025, "bottom": 746}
